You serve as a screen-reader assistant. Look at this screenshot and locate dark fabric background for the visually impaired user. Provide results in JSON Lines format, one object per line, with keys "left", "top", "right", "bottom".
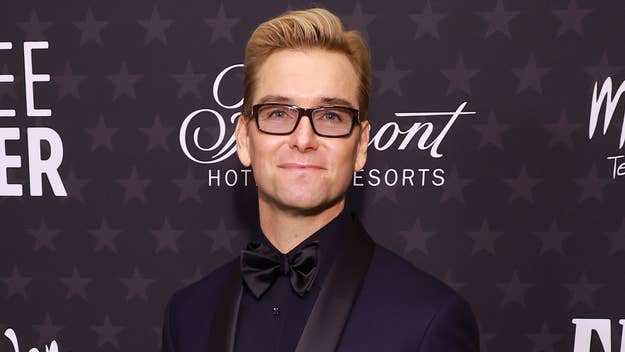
{"left": 1, "top": 0, "right": 624, "bottom": 351}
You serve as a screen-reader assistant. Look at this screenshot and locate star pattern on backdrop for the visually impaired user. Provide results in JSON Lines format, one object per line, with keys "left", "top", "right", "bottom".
{"left": 563, "top": 272, "right": 603, "bottom": 308}
{"left": 89, "top": 218, "right": 123, "bottom": 253}
{"left": 138, "top": 6, "right": 174, "bottom": 45}
{"left": 117, "top": 167, "right": 151, "bottom": 204}
{"left": 543, "top": 111, "right": 581, "bottom": 150}
{"left": 533, "top": 220, "right": 571, "bottom": 256}
{"left": 496, "top": 270, "right": 534, "bottom": 307}
{"left": 152, "top": 217, "right": 184, "bottom": 254}
{"left": 409, "top": 0, "right": 447, "bottom": 39}
{"left": 86, "top": 115, "right": 118, "bottom": 151}
{"left": 604, "top": 218, "right": 625, "bottom": 256}
{"left": 29, "top": 217, "right": 60, "bottom": 251}
{"left": 32, "top": 313, "right": 64, "bottom": 346}
{"left": 441, "top": 55, "right": 480, "bottom": 95}
{"left": 205, "top": 218, "right": 241, "bottom": 254}
{"left": 16, "top": 9, "right": 52, "bottom": 40}
{"left": 477, "top": 0, "right": 520, "bottom": 39}
{"left": 140, "top": 115, "right": 174, "bottom": 151}
{"left": 171, "top": 61, "right": 206, "bottom": 99}
{"left": 91, "top": 315, "right": 124, "bottom": 349}
{"left": 172, "top": 167, "right": 206, "bottom": 203}
{"left": 54, "top": 62, "right": 86, "bottom": 100}
{"left": 467, "top": 220, "right": 504, "bottom": 255}
{"left": 504, "top": 165, "right": 542, "bottom": 203}
{"left": 60, "top": 267, "right": 92, "bottom": 300}
{"left": 584, "top": 52, "right": 623, "bottom": 83}
{"left": 373, "top": 57, "right": 411, "bottom": 96}
{"left": 31, "top": 313, "right": 63, "bottom": 347}
{"left": 342, "top": 2, "right": 376, "bottom": 44}
{"left": 120, "top": 267, "right": 155, "bottom": 301}
{"left": 512, "top": 54, "right": 550, "bottom": 94}
{"left": 553, "top": 0, "right": 593, "bottom": 37}
{"left": 574, "top": 164, "right": 609, "bottom": 203}
{"left": 440, "top": 166, "right": 472, "bottom": 203}
{"left": 399, "top": 218, "right": 435, "bottom": 256}
{"left": 108, "top": 62, "right": 142, "bottom": 100}
{"left": 472, "top": 110, "right": 510, "bottom": 149}
{"left": 73, "top": 8, "right": 108, "bottom": 46}
{"left": 204, "top": 4, "right": 239, "bottom": 44}
{"left": 1, "top": 266, "right": 32, "bottom": 299}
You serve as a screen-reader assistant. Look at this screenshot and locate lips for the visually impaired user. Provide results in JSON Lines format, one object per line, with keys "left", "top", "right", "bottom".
{"left": 278, "top": 162, "right": 325, "bottom": 170}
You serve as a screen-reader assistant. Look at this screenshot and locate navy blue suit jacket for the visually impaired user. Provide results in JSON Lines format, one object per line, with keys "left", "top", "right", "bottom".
{"left": 162, "top": 217, "right": 479, "bottom": 351}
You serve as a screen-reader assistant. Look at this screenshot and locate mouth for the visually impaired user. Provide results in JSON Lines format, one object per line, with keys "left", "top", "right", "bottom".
{"left": 278, "top": 163, "right": 326, "bottom": 170}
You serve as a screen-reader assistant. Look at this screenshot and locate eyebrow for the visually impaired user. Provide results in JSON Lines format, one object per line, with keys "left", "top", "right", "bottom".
{"left": 256, "top": 95, "right": 356, "bottom": 108}
{"left": 257, "top": 95, "right": 291, "bottom": 104}
{"left": 320, "top": 96, "right": 354, "bottom": 107}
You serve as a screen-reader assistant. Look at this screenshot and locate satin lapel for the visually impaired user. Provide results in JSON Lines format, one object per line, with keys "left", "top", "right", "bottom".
{"left": 295, "top": 217, "right": 374, "bottom": 352}
{"left": 206, "top": 262, "right": 242, "bottom": 352}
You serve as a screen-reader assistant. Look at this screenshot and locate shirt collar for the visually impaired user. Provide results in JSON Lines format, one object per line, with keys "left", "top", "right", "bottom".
{"left": 255, "top": 206, "right": 352, "bottom": 288}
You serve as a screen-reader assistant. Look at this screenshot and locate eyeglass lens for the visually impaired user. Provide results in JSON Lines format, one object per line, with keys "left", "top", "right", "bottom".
{"left": 256, "top": 105, "right": 354, "bottom": 136}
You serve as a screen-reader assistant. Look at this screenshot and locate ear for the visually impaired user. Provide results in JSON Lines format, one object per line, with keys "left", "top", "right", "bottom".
{"left": 354, "top": 120, "right": 369, "bottom": 171}
{"left": 235, "top": 114, "right": 252, "bottom": 167}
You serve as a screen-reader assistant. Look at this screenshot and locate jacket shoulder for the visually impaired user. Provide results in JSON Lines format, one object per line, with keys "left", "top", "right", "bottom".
{"left": 162, "top": 258, "right": 239, "bottom": 351}
{"left": 369, "top": 244, "right": 459, "bottom": 301}
{"left": 164, "top": 258, "right": 238, "bottom": 338}
{"left": 340, "top": 244, "right": 479, "bottom": 350}
{"left": 361, "top": 243, "right": 476, "bottom": 327}
{"left": 169, "top": 258, "right": 237, "bottom": 309}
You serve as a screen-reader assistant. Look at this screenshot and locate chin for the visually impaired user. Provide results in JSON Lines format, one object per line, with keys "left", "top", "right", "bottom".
{"left": 281, "top": 197, "right": 324, "bottom": 212}
{"left": 275, "top": 193, "right": 344, "bottom": 216}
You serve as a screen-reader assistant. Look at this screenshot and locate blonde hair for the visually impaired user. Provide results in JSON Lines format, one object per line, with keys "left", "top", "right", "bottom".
{"left": 242, "top": 8, "right": 371, "bottom": 120}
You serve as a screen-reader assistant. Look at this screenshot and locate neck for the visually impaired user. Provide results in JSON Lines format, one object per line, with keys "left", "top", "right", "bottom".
{"left": 258, "top": 198, "right": 345, "bottom": 254}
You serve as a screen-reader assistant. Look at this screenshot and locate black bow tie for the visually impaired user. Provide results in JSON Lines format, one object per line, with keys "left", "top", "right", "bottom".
{"left": 240, "top": 239, "right": 320, "bottom": 299}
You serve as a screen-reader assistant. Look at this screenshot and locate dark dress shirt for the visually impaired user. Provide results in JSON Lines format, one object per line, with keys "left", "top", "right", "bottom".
{"left": 234, "top": 208, "right": 350, "bottom": 352}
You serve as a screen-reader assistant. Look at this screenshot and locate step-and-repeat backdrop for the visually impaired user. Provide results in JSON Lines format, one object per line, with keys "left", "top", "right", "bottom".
{"left": 1, "top": 0, "right": 624, "bottom": 351}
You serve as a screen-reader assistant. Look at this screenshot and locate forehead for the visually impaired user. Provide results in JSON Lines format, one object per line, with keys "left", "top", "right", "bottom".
{"left": 254, "top": 48, "right": 359, "bottom": 107}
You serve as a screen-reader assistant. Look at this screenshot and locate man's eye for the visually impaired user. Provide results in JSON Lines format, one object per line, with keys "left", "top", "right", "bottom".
{"left": 268, "top": 110, "right": 287, "bottom": 118}
{"left": 322, "top": 112, "right": 342, "bottom": 121}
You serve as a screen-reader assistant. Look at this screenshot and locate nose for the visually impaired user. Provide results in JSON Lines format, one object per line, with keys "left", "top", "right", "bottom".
{"left": 288, "top": 115, "right": 319, "bottom": 152}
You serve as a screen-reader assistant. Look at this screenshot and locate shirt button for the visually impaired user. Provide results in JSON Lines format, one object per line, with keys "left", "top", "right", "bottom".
{"left": 272, "top": 306, "right": 280, "bottom": 315}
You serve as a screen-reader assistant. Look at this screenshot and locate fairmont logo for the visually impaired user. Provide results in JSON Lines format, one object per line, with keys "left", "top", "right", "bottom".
{"left": 4, "top": 328, "right": 60, "bottom": 352}
{"left": 179, "top": 64, "right": 476, "bottom": 165}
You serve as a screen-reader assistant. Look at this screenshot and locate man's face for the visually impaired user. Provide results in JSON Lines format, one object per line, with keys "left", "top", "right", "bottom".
{"left": 236, "top": 48, "right": 369, "bottom": 214}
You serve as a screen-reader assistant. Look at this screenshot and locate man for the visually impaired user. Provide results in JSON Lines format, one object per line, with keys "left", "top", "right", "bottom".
{"left": 162, "top": 8, "right": 479, "bottom": 352}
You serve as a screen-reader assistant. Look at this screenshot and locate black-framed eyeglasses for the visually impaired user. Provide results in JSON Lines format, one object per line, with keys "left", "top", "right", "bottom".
{"left": 250, "top": 103, "right": 360, "bottom": 138}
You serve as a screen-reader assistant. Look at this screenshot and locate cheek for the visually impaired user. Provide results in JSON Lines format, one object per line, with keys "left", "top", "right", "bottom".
{"left": 249, "top": 138, "right": 279, "bottom": 175}
{"left": 331, "top": 143, "right": 358, "bottom": 176}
